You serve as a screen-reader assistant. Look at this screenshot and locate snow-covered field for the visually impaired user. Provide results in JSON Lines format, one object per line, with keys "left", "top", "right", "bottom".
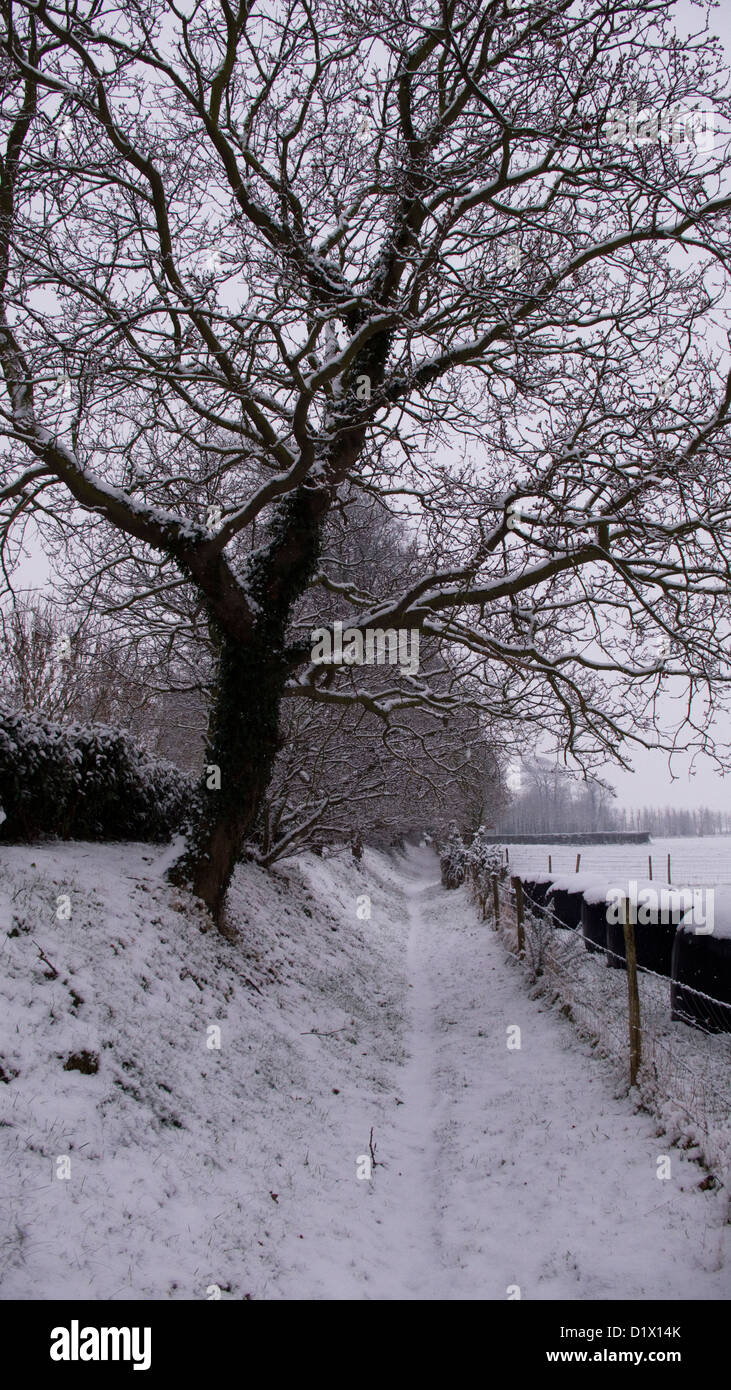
{"left": 504, "top": 835, "right": 731, "bottom": 887}
{"left": 0, "top": 840, "right": 728, "bottom": 1300}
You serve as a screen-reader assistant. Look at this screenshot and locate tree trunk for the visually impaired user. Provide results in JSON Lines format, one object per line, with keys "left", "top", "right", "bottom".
{"left": 167, "top": 632, "right": 287, "bottom": 922}
{"left": 167, "top": 485, "right": 329, "bottom": 924}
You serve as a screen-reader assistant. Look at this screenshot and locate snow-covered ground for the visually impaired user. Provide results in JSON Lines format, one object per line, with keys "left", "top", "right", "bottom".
{"left": 503, "top": 835, "right": 731, "bottom": 887}
{"left": 0, "top": 840, "right": 728, "bottom": 1300}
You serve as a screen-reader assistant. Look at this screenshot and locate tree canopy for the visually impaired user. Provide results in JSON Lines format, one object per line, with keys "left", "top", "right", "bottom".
{"left": 2, "top": 0, "right": 731, "bottom": 914}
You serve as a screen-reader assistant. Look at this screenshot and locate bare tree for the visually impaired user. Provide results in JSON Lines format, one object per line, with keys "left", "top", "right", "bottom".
{"left": 2, "top": 0, "right": 731, "bottom": 920}
{"left": 259, "top": 692, "right": 505, "bottom": 863}
{"left": 0, "top": 594, "right": 157, "bottom": 728}
{"left": 499, "top": 756, "right": 617, "bottom": 833}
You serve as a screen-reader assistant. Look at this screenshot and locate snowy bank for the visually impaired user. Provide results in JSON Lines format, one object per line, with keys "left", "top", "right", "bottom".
{"left": 0, "top": 841, "right": 411, "bottom": 1299}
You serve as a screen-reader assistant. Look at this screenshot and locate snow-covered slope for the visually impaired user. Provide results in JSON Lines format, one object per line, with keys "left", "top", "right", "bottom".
{"left": 0, "top": 840, "right": 412, "bottom": 1300}
{"left": 0, "top": 841, "right": 728, "bottom": 1300}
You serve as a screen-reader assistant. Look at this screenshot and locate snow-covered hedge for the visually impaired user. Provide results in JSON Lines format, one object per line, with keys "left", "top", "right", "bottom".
{"left": 468, "top": 826, "right": 505, "bottom": 880}
{"left": 0, "top": 704, "right": 192, "bottom": 843}
{"left": 465, "top": 826, "right": 507, "bottom": 914}
{"left": 439, "top": 825, "right": 507, "bottom": 895}
{"left": 440, "top": 824, "right": 468, "bottom": 889}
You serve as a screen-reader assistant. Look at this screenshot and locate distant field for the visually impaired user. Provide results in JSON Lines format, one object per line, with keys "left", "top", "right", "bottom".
{"left": 502, "top": 834, "right": 731, "bottom": 888}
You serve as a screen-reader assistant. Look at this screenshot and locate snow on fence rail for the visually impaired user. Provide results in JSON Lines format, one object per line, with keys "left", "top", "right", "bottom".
{"left": 478, "top": 872, "right": 731, "bottom": 1186}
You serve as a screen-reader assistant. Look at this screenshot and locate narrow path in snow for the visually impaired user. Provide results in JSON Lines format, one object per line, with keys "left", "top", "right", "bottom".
{"left": 366, "top": 848, "right": 729, "bottom": 1300}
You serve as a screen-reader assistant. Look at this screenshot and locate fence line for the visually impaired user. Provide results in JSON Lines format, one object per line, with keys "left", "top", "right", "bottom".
{"left": 475, "top": 870, "right": 731, "bottom": 1188}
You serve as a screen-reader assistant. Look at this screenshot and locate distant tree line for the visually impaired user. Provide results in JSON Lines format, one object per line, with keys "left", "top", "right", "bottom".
{"left": 497, "top": 759, "right": 731, "bottom": 838}
{"left": 614, "top": 806, "right": 731, "bottom": 838}
{"left": 497, "top": 760, "right": 617, "bottom": 835}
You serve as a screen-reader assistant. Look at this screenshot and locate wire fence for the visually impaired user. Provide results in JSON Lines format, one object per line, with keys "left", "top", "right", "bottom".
{"left": 501, "top": 837, "right": 731, "bottom": 888}
{"left": 476, "top": 870, "right": 731, "bottom": 1194}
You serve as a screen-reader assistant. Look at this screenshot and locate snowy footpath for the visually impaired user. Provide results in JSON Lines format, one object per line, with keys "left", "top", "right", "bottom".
{"left": 0, "top": 841, "right": 728, "bottom": 1300}
{"left": 360, "top": 849, "right": 729, "bottom": 1299}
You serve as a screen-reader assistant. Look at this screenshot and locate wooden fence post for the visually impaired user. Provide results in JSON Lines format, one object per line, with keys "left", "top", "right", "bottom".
{"left": 648, "top": 854, "right": 653, "bottom": 881}
{"left": 575, "top": 852, "right": 581, "bottom": 873}
{"left": 623, "top": 897, "right": 642, "bottom": 1087}
{"left": 491, "top": 874, "right": 500, "bottom": 927}
{"left": 512, "top": 876, "right": 525, "bottom": 957}
{"left": 667, "top": 853, "right": 671, "bottom": 883}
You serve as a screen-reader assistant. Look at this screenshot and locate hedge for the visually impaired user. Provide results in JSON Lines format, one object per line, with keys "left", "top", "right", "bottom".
{"left": 0, "top": 704, "right": 193, "bottom": 843}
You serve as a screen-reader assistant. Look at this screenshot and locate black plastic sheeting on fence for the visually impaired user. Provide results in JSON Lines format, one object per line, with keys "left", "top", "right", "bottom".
{"left": 547, "top": 886, "right": 584, "bottom": 931}
{"left": 671, "top": 929, "right": 731, "bottom": 1034}
{"left": 520, "top": 876, "right": 554, "bottom": 910}
{"left": 510, "top": 871, "right": 731, "bottom": 1036}
{"left": 605, "top": 913, "right": 683, "bottom": 976}
{"left": 580, "top": 897, "right": 608, "bottom": 955}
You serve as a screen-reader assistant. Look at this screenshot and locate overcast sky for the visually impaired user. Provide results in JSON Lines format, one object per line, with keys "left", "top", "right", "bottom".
{"left": 605, "top": 743, "right": 731, "bottom": 813}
